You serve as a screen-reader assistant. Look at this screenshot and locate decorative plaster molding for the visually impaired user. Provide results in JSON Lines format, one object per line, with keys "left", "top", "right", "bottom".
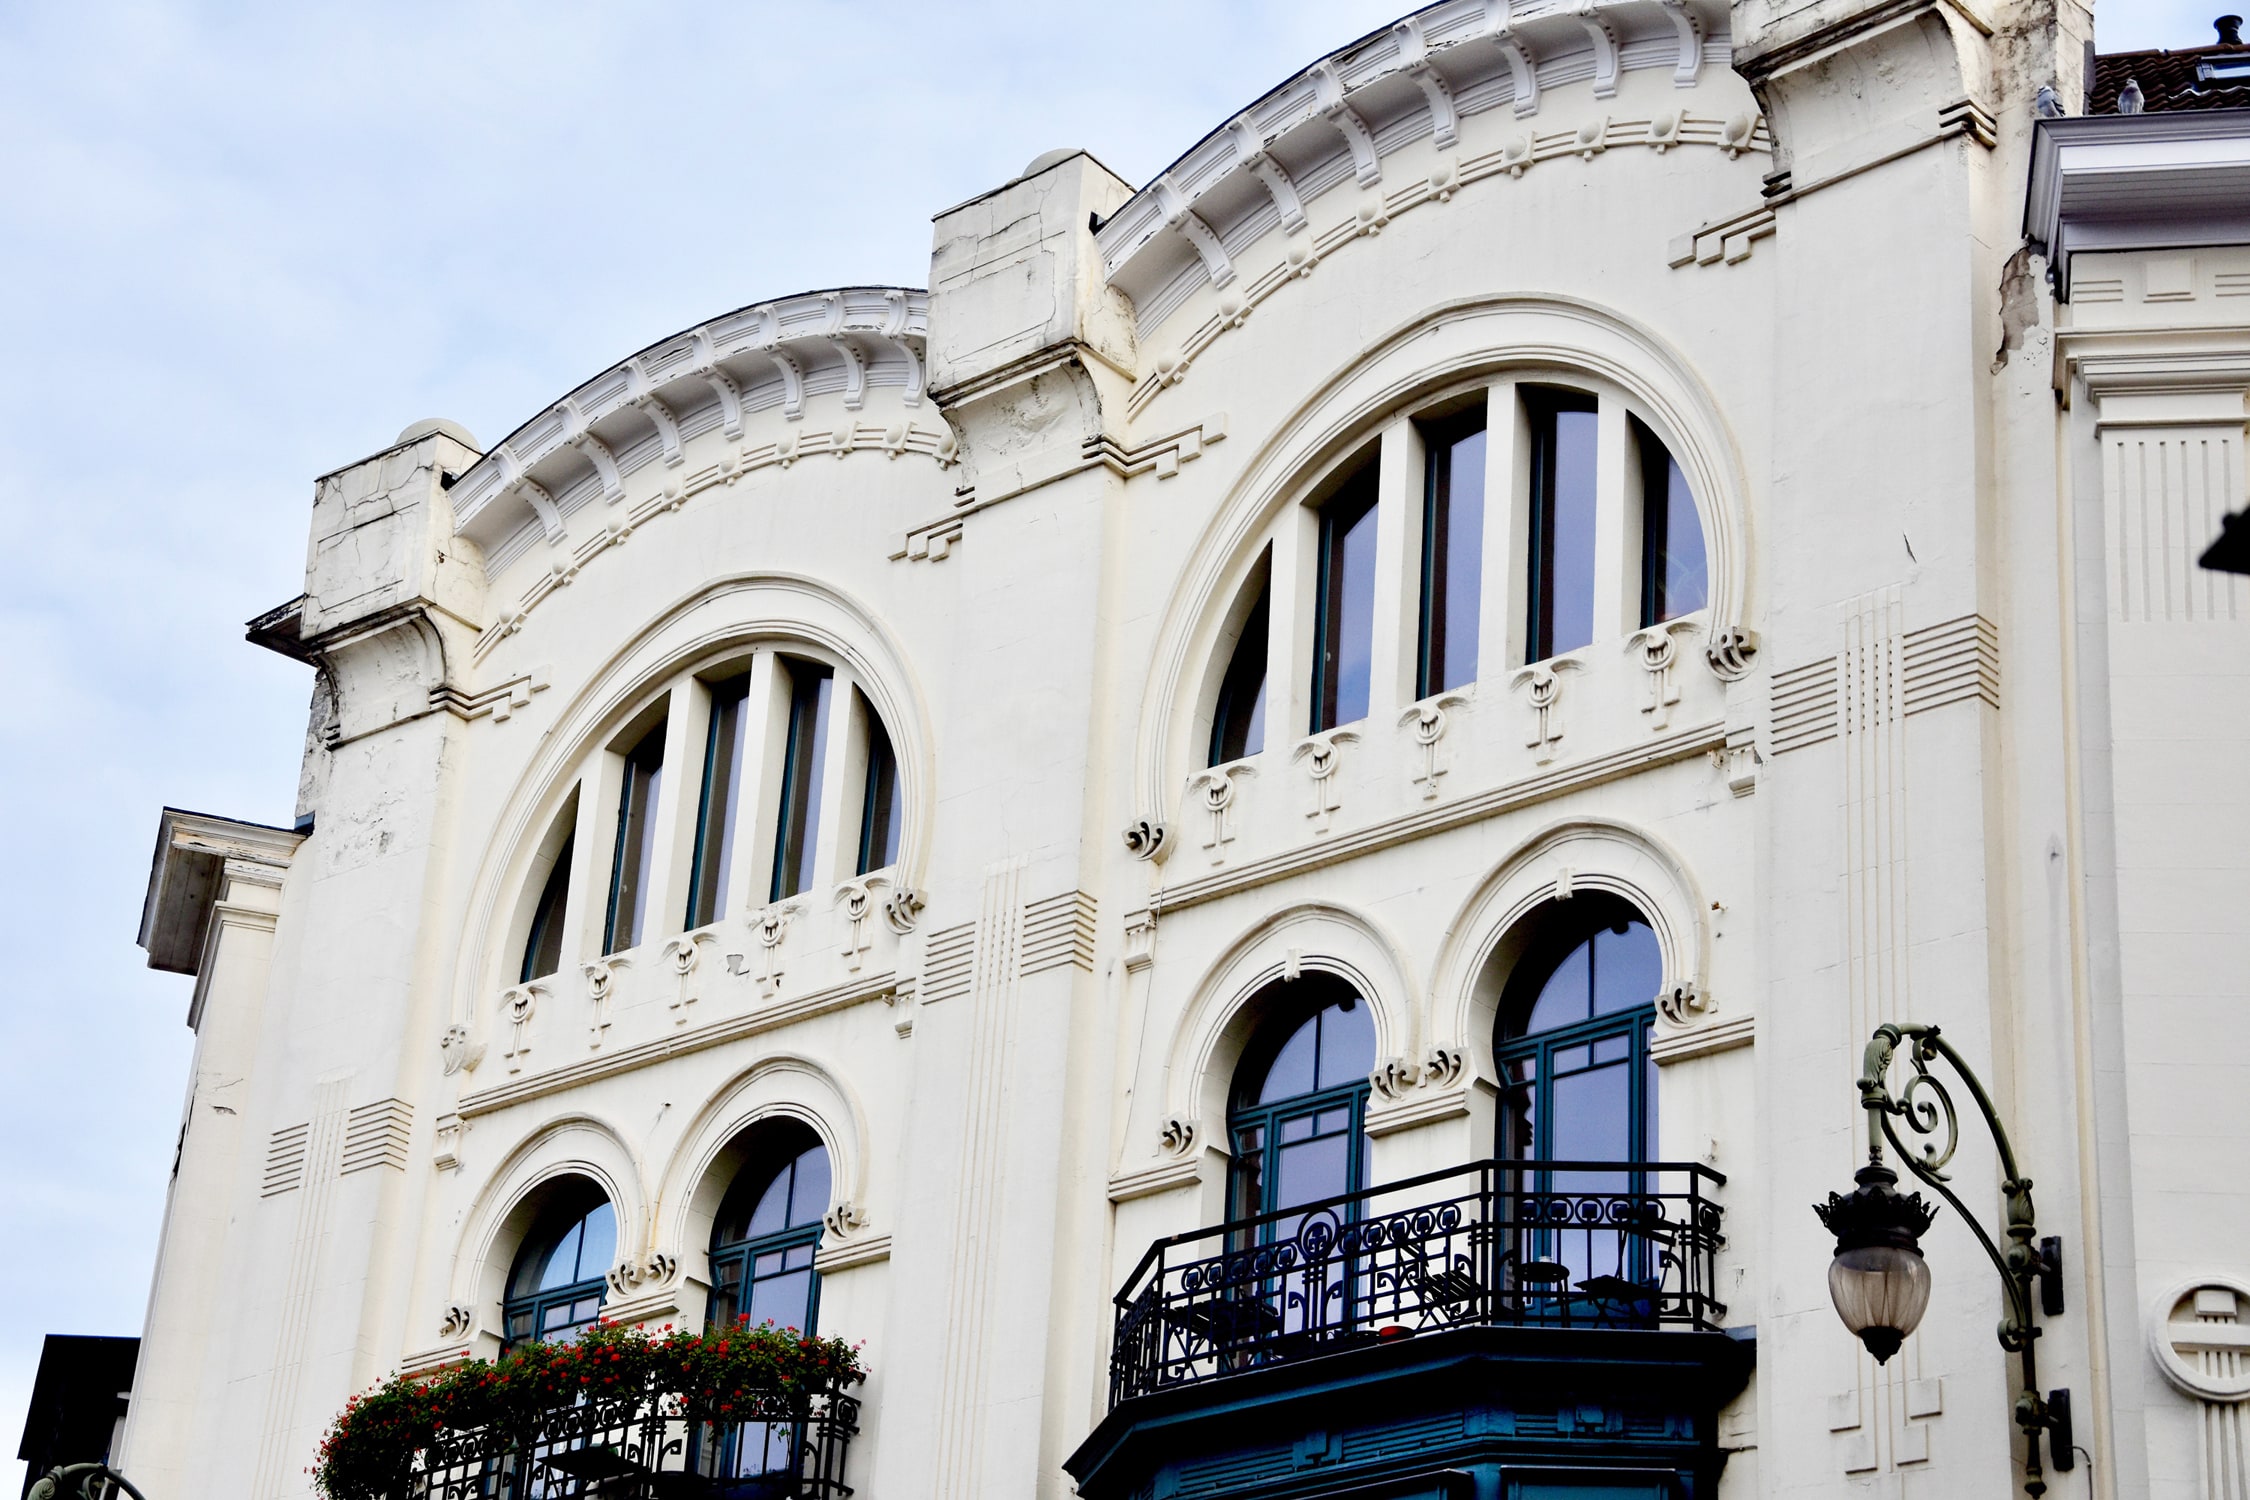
{"left": 1152, "top": 720, "right": 1724, "bottom": 914}
{"left": 1123, "top": 818, "right": 1172, "bottom": 863}
{"left": 439, "top": 1023, "right": 484, "bottom": 1077}
{"left": 1399, "top": 692, "right": 1470, "bottom": 799}
{"left": 605, "top": 1252, "right": 680, "bottom": 1298}
{"left": 1627, "top": 623, "right": 1696, "bottom": 728}
{"left": 659, "top": 932, "right": 717, "bottom": 1024}
{"left": 455, "top": 971, "right": 899, "bottom": 1117}
{"left": 1510, "top": 657, "right": 1583, "bottom": 762}
{"left": 1121, "top": 106, "right": 1769, "bottom": 416}
{"left": 1184, "top": 763, "right": 1257, "bottom": 864}
{"left": 1123, "top": 909, "right": 1158, "bottom": 972}
{"left": 438, "top": 1304, "right": 476, "bottom": 1341}
{"left": 1159, "top": 1116, "right": 1199, "bottom": 1156}
{"left": 498, "top": 982, "right": 545, "bottom": 1073}
{"left": 1108, "top": 1156, "right": 1206, "bottom": 1203}
{"left": 1650, "top": 1009, "right": 1752, "bottom": 1061}
{"left": 891, "top": 415, "right": 1227, "bottom": 564}
{"left": 814, "top": 1233, "right": 894, "bottom": 1273}
{"left": 1292, "top": 728, "right": 1361, "bottom": 833}
{"left": 453, "top": 288, "right": 930, "bottom": 561}
{"left": 432, "top": 1113, "right": 464, "bottom": 1173}
{"left": 881, "top": 885, "right": 926, "bottom": 935}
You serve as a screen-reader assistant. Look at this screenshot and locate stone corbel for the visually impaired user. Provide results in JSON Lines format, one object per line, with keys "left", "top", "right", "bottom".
{"left": 1393, "top": 15, "right": 1461, "bottom": 147}
{"left": 1159, "top": 1116, "right": 1199, "bottom": 1156}
{"left": 1481, "top": 0, "right": 1541, "bottom": 116}
{"left": 1227, "top": 117, "right": 1307, "bottom": 233}
{"left": 1123, "top": 909, "right": 1157, "bottom": 972}
{"left": 1309, "top": 59, "right": 1382, "bottom": 185}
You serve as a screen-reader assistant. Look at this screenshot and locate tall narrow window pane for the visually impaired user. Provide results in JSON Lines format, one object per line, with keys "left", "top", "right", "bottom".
{"left": 1209, "top": 583, "right": 1270, "bottom": 765}
{"left": 771, "top": 663, "right": 833, "bottom": 900}
{"left": 1526, "top": 393, "right": 1598, "bottom": 663}
{"left": 521, "top": 832, "right": 573, "bottom": 983}
{"left": 686, "top": 675, "right": 751, "bottom": 929}
{"left": 1636, "top": 420, "right": 1708, "bottom": 625}
{"left": 857, "top": 705, "right": 903, "bottom": 874}
{"left": 603, "top": 721, "right": 666, "bottom": 954}
{"left": 1418, "top": 415, "right": 1487, "bottom": 697}
{"left": 1311, "top": 468, "right": 1379, "bottom": 732}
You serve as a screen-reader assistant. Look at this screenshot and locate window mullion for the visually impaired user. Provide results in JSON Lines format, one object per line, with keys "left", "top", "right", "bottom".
{"left": 1368, "top": 418, "right": 1418, "bottom": 714}
{"left": 1590, "top": 393, "right": 1634, "bottom": 645}
{"left": 1479, "top": 382, "right": 1528, "bottom": 680}
{"left": 1267, "top": 501, "right": 1321, "bottom": 742}
{"left": 729, "top": 652, "right": 791, "bottom": 915}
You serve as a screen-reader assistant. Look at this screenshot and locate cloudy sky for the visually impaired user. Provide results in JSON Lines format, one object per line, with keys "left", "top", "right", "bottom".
{"left": 0, "top": 0, "right": 2219, "bottom": 1489}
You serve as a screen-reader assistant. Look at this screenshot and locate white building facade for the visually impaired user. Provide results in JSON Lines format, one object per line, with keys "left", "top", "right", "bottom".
{"left": 114, "top": 0, "right": 2250, "bottom": 1497}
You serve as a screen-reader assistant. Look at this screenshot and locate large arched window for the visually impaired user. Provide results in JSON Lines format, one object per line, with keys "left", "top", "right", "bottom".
{"left": 1193, "top": 376, "right": 1711, "bottom": 770}
{"left": 1228, "top": 978, "right": 1375, "bottom": 1227}
{"left": 502, "top": 1179, "right": 615, "bottom": 1350}
{"left": 1493, "top": 895, "right": 1661, "bottom": 1188}
{"left": 705, "top": 1125, "right": 831, "bottom": 1485}
{"left": 510, "top": 643, "right": 910, "bottom": 986}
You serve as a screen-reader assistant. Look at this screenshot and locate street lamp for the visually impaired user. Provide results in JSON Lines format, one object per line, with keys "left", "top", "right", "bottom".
{"left": 1815, "top": 1023, "right": 2076, "bottom": 1499}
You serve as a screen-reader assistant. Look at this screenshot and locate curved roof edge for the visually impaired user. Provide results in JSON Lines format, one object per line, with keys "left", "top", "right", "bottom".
{"left": 449, "top": 285, "right": 930, "bottom": 557}
{"left": 1096, "top": 0, "right": 1740, "bottom": 328}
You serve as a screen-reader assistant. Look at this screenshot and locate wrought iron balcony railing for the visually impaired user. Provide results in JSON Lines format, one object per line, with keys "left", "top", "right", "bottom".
{"left": 406, "top": 1383, "right": 858, "bottom": 1500}
{"left": 1108, "top": 1159, "right": 1728, "bottom": 1406}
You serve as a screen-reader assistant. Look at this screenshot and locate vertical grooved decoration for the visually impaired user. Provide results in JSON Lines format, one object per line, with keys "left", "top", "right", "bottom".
{"left": 931, "top": 858, "right": 1028, "bottom": 1500}
{"left": 1835, "top": 586, "right": 1928, "bottom": 1474}
{"left": 252, "top": 1074, "right": 351, "bottom": 1499}
{"left": 2107, "top": 428, "right": 2246, "bottom": 622}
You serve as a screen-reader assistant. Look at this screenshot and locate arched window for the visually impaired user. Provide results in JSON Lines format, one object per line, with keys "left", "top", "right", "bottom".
{"left": 520, "top": 827, "right": 573, "bottom": 983}
{"left": 706, "top": 1126, "right": 831, "bottom": 1485}
{"left": 502, "top": 1180, "right": 615, "bottom": 1349}
{"left": 1229, "top": 979, "right": 1376, "bottom": 1226}
{"left": 1494, "top": 895, "right": 1660, "bottom": 1188}
{"left": 708, "top": 1126, "right": 830, "bottom": 1335}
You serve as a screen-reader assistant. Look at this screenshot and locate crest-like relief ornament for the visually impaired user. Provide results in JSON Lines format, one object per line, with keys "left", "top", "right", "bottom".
{"left": 439, "top": 1304, "right": 475, "bottom": 1340}
{"left": 834, "top": 880, "right": 883, "bottom": 971}
{"left": 1370, "top": 1056, "right": 1419, "bottom": 1100}
{"left": 1704, "top": 625, "right": 1760, "bottom": 681}
{"left": 438, "top": 1024, "right": 485, "bottom": 1077}
{"left": 1422, "top": 1046, "right": 1467, "bottom": 1088}
{"left": 1656, "top": 980, "right": 1711, "bottom": 1028}
{"left": 822, "top": 1201, "right": 869, "bottom": 1238}
{"left": 1159, "top": 1116, "right": 1198, "bottom": 1157}
{"left": 882, "top": 886, "right": 925, "bottom": 935}
{"left": 725, "top": 902, "right": 801, "bottom": 998}
{"left": 1510, "top": 658, "right": 1583, "bottom": 763}
{"left": 1185, "top": 765, "right": 1256, "bottom": 863}
{"left": 1122, "top": 819, "right": 1171, "bottom": 863}
{"left": 1398, "top": 694, "right": 1468, "bottom": 801}
{"left": 499, "top": 984, "right": 544, "bottom": 1074}
{"left": 605, "top": 1253, "right": 680, "bottom": 1297}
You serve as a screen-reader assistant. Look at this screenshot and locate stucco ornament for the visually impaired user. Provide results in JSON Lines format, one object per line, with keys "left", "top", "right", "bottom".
{"left": 438, "top": 1024, "right": 484, "bottom": 1077}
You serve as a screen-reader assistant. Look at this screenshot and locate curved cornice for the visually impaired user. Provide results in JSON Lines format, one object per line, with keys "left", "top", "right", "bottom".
{"left": 450, "top": 286, "right": 932, "bottom": 565}
{"left": 1096, "top": 0, "right": 1756, "bottom": 342}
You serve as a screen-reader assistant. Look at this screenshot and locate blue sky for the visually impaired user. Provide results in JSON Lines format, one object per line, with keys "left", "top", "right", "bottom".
{"left": 0, "top": 0, "right": 2221, "bottom": 1489}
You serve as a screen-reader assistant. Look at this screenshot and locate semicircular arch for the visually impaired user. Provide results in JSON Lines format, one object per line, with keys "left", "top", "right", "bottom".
{"left": 652, "top": 1052, "right": 871, "bottom": 1269}
{"left": 1429, "top": 818, "right": 1707, "bottom": 1084}
{"left": 1132, "top": 293, "right": 1752, "bottom": 819}
{"left": 453, "top": 571, "right": 935, "bottom": 1021}
{"left": 446, "top": 1112, "right": 648, "bottom": 1344}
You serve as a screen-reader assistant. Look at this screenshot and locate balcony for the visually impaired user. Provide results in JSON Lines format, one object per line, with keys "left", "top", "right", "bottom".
{"left": 402, "top": 1385, "right": 858, "bottom": 1500}
{"left": 1074, "top": 1162, "right": 1747, "bottom": 1500}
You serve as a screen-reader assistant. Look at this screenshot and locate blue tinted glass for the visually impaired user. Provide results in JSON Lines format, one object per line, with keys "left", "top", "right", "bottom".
{"left": 1260, "top": 1018, "right": 1320, "bottom": 1103}
{"left": 1423, "top": 424, "right": 1486, "bottom": 695}
{"left": 1315, "top": 998, "right": 1374, "bottom": 1090}
{"left": 788, "top": 1146, "right": 831, "bottom": 1228}
{"left": 1332, "top": 503, "right": 1378, "bottom": 724}
{"left": 1526, "top": 940, "right": 1591, "bottom": 1033}
{"left": 575, "top": 1201, "right": 615, "bottom": 1284}
{"left": 1549, "top": 410, "right": 1598, "bottom": 655}
{"left": 1659, "top": 455, "right": 1707, "bottom": 620}
{"left": 1594, "top": 921, "right": 1662, "bottom": 1015}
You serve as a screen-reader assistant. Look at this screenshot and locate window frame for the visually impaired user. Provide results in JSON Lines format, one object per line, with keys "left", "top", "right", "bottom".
{"left": 1309, "top": 463, "right": 1382, "bottom": 734}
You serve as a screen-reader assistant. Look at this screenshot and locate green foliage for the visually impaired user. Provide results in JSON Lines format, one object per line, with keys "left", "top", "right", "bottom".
{"left": 311, "top": 1320, "right": 862, "bottom": 1500}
